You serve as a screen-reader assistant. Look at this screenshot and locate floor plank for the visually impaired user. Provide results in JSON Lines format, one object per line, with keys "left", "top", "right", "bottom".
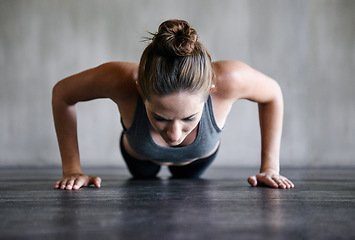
{"left": 0, "top": 167, "right": 354, "bottom": 240}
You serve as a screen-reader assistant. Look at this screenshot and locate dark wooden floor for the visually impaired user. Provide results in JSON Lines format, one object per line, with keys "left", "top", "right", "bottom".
{"left": 1, "top": 167, "right": 355, "bottom": 240}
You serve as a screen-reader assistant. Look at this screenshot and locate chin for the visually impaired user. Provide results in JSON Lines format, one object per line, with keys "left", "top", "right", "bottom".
{"left": 167, "top": 141, "right": 182, "bottom": 147}
{"left": 165, "top": 139, "right": 184, "bottom": 146}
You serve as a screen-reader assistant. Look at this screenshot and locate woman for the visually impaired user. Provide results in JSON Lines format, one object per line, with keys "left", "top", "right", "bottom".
{"left": 53, "top": 19, "right": 294, "bottom": 190}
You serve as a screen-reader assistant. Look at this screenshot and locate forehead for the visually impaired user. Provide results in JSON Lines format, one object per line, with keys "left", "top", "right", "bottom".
{"left": 145, "top": 92, "right": 205, "bottom": 118}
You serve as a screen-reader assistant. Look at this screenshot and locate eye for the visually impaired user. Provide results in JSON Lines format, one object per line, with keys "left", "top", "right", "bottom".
{"left": 183, "top": 116, "right": 196, "bottom": 122}
{"left": 154, "top": 115, "right": 168, "bottom": 122}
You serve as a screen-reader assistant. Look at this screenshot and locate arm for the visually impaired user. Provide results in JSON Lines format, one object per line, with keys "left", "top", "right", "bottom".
{"left": 252, "top": 78, "right": 294, "bottom": 188}
{"left": 52, "top": 62, "right": 137, "bottom": 190}
{"left": 213, "top": 61, "right": 294, "bottom": 188}
{"left": 52, "top": 92, "right": 86, "bottom": 189}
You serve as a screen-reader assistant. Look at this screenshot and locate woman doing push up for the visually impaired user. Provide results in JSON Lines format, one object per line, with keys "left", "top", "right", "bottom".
{"left": 52, "top": 19, "right": 294, "bottom": 190}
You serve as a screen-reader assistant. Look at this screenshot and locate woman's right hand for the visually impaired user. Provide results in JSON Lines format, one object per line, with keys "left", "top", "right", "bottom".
{"left": 54, "top": 173, "right": 101, "bottom": 190}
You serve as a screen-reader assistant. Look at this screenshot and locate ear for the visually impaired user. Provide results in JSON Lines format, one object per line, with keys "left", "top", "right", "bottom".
{"left": 209, "top": 84, "right": 216, "bottom": 93}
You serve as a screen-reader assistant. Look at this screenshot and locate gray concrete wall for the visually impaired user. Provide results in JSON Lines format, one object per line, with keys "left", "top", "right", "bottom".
{"left": 1, "top": 0, "right": 354, "bottom": 167}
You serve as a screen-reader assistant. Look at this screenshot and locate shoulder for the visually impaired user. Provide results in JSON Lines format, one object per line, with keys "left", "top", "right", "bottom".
{"left": 92, "top": 61, "right": 139, "bottom": 101}
{"left": 88, "top": 62, "right": 140, "bottom": 126}
{"left": 207, "top": 60, "right": 250, "bottom": 127}
{"left": 98, "top": 61, "right": 139, "bottom": 79}
{"left": 95, "top": 61, "right": 139, "bottom": 90}
{"left": 212, "top": 60, "right": 253, "bottom": 101}
{"left": 212, "top": 60, "right": 282, "bottom": 104}
{"left": 53, "top": 61, "right": 139, "bottom": 105}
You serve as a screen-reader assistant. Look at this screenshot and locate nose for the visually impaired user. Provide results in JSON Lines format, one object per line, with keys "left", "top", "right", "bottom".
{"left": 166, "top": 121, "right": 182, "bottom": 143}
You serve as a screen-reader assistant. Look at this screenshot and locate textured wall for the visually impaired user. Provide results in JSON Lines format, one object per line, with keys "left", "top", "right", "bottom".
{"left": 1, "top": 0, "right": 354, "bottom": 167}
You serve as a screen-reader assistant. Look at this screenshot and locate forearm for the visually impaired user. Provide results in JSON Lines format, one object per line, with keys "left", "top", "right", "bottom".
{"left": 258, "top": 89, "right": 283, "bottom": 174}
{"left": 52, "top": 92, "right": 82, "bottom": 175}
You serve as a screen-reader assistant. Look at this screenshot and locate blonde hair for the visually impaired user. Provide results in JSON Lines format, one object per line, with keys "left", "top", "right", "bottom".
{"left": 138, "top": 19, "right": 214, "bottom": 101}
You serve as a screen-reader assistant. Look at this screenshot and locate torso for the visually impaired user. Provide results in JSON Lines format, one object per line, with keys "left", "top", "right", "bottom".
{"left": 112, "top": 61, "right": 236, "bottom": 164}
{"left": 121, "top": 95, "right": 221, "bottom": 165}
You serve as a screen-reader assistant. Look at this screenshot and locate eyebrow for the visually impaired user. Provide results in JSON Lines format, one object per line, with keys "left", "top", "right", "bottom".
{"left": 153, "top": 112, "right": 199, "bottom": 121}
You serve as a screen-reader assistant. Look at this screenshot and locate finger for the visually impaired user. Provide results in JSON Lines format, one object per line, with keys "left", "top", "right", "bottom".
{"left": 278, "top": 176, "right": 293, "bottom": 189}
{"left": 281, "top": 178, "right": 292, "bottom": 189}
{"left": 73, "top": 177, "right": 86, "bottom": 190}
{"left": 60, "top": 180, "right": 68, "bottom": 190}
{"left": 273, "top": 178, "right": 286, "bottom": 189}
{"left": 284, "top": 178, "right": 295, "bottom": 188}
{"left": 248, "top": 176, "right": 257, "bottom": 187}
{"left": 65, "top": 178, "right": 75, "bottom": 190}
{"left": 280, "top": 179, "right": 290, "bottom": 189}
{"left": 54, "top": 180, "right": 61, "bottom": 189}
{"left": 279, "top": 181, "right": 286, "bottom": 189}
{"left": 260, "top": 175, "right": 278, "bottom": 188}
{"left": 89, "top": 176, "right": 102, "bottom": 188}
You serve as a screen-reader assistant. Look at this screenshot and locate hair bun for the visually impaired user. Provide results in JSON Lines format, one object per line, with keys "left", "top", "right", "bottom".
{"left": 152, "top": 19, "right": 198, "bottom": 57}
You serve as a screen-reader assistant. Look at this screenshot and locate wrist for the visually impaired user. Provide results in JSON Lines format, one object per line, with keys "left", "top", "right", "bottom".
{"left": 260, "top": 156, "right": 280, "bottom": 175}
{"left": 61, "top": 157, "right": 82, "bottom": 175}
{"left": 62, "top": 167, "right": 82, "bottom": 176}
{"left": 260, "top": 167, "right": 279, "bottom": 175}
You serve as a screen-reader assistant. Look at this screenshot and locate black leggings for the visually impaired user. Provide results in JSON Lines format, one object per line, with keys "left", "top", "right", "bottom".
{"left": 120, "top": 133, "right": 219, "bottom": 179}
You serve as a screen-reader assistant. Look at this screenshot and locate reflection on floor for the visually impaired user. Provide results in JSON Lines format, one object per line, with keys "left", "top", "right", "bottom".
{"left": 1, "top": 167, "right": 355, "bottom": 240}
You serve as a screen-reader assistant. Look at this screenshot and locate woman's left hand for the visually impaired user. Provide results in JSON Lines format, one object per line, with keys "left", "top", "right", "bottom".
{"left": 248, "top": 172, "right": 294, "bottom": 189}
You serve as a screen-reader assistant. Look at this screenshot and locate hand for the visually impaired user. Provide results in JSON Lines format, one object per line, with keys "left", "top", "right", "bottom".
{"left": 54, "top": 173, "right": 101, "bottom": 190}
{"left": 248, "top": 171, "right": 294, "bottom": 189}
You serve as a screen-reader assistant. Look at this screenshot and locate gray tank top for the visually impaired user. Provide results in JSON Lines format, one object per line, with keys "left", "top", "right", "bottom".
{"left": 122, "top": 94, "right": 222, "bottom": 164}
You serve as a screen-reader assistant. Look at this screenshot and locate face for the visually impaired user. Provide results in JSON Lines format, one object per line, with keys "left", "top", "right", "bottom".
{"left": 145, "top": 91, "right": 205, "bottom": 146}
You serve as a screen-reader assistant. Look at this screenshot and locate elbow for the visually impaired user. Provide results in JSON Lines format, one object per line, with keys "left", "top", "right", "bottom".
{"left": 259, "top": 80, "right": 284, "bottom": 109}
{"left": 268, "top": 82, "right": 284, "bottom": 115}
{"left": 267, "top": 78, "right": 283, "bottom": 105}
{"left": 52, "top": 80, "right": 74, "bottom": 107}
{"left": 52, "top": 81, "right": 63, "bottom": 106}
{"left": 274, "top": 81, "right": 284, "bottom": 107}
